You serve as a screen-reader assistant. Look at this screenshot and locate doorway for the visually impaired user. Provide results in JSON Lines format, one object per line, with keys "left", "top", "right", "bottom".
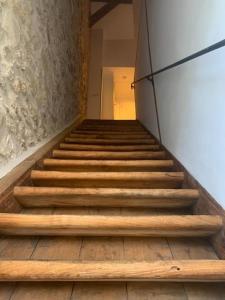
{"left": 101, "top": 67, "right": 136, "bottom": 120}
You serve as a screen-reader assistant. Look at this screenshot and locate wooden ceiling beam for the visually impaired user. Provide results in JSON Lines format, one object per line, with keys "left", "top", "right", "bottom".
{"left": 90, "top": 0, "right": 125, "bottom": 27}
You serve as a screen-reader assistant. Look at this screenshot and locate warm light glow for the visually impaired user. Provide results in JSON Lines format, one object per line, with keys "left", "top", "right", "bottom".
{"left": 101, "top": 67, "right": 136, "bottom": 120}
{"left": 113, "top": 67, "right": 136, "bottom": 120}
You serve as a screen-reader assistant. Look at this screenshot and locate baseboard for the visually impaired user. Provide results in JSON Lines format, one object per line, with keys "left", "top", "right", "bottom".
{"left": 0, "top": 115, "right": 84, "bottom": 213}
{"left": 140, "top": 122, "right": 225, "bottom": 259}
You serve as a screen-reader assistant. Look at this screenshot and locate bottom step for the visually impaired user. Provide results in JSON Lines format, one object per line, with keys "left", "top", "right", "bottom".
{"left": 0, "top": 260, "right": 224, "bottom": 281}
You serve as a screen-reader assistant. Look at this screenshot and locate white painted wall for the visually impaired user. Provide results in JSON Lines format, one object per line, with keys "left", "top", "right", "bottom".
{"left": 103, "top": 39, "right": 136, "bottom": 67}
{"left": 87, "top": 29, "right": 103, "bottom": 119}
{"left": 134, "top": 0, "right": 159, "bottom": 138}
{"left": 101, "top": 70, "right": 114, "bottom": 119}
{"left": 134, "top": 0, "right": 225, "bottom": 208}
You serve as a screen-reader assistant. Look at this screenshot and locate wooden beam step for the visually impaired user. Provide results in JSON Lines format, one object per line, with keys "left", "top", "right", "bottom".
{"left": 52, "top": 150, "right": 166, "bottom": 160}
{"left": 77, "top": 126, "right": 145, "bottom": 132}
{"left": 78, "top": 123, "right": 143, "bottom": 128}
{"left": 43, "top": 159, "right": 173, "bottom": 172}
{"left": 1, "top": 260, "right": 225, "bottom": 282}
{"left": 14, "top": 187, "right": 199, "bottom": 208}
{"left": 31, "top": 171, "right": 184, "bottom": 188}
{"left": 78, "top": 123, "right": 143, "bottom": 126}
{"left": 59, "top": 143, "right": 160, "bottom": 151}
{"left": 72, "top": 130, "right": 149, "bottom": 135}
{"left": 64, "top": 137, "right": 155, "bottom": 145}
{"left": 0, "top": 214, "right": 222, "bottom": 236}
{"left": 82, "top": 119, "right": 139, "bottom": 124}
{"left": 69, "top": 133, "right": 151, "bottom": 139}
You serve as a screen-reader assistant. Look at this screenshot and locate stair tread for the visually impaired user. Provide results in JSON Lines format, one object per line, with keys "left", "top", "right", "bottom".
{"left": 43, "top": 158, "right": 173, "bottom": 166}
{"left": 69, "top": 133, "right": 151, "bottom": 139}
{"left": 59, "top": 143, "right": 160, "bottom": 151}
{"left": 43, "top": 158, "right": 173, "bottom": 171}
{"left": 14, "top": 186, "right": 200, "bottom": 198}
{"left": 0, "top": 260, "right": 225, "bottom": 281}
{"left": 52, "top": 150, "right": 166, "bottom": 160}
{"left": 64, "top": 137, "right": 156, "bottom": 145}
{"left": 31, "top": 170, "right": 184, "bottom": 189}
{"left": 76, "top": 127, "right": 145, "bottom": 131}
{"left": 14, "top": 187, "right": 198, "bottom": 208}
{"left": 0, "top": 213, "right": 222, "bottom": 237}
{"left": 72, "top": 130, "right": 149, "bottom": 135}
{"left": 14, "top": 186, "right": 198, "bottom": 208}
{"left": 31, "top": 170, "right": 184, "bottom": 179}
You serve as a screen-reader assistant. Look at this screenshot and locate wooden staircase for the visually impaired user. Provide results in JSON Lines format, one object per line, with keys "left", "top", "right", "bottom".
{"left": 0, "top": 119, "right": 224, "bottom": 299}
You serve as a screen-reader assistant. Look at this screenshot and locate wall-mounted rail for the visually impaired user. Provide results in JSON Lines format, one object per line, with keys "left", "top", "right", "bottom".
{"left": 131, "top": 38, "right": 225, "bottom": 89}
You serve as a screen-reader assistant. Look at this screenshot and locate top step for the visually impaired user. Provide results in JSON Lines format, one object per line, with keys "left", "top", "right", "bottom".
{"left": 82, "top": 119, "right": 140, "bottom": 124}
{"left": 77, "top": 126, "right": 146, "bottom": 132}
{"left": 69, "top": 133, "right": 151, "bottom": 139}
{"left": 72, "top": 130, "right": 150, "bottom": 136}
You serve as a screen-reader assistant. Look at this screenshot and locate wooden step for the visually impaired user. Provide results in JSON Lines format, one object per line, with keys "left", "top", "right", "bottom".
{"left": 69, "top": 133, "right": 151, "bottom": 139}
{"left": 78, "top": 122, "right": 143, "bottom": 126}
{"left": 77, "top": 126, "right": 145, "bottom": 132}
{"left": 82, "top": 120, "right": 140, "bottom": 124}
{"left": 79, "top": 120, "right": 141, "bottom": 123}
{"left": 72, "top": 130, "right": 149, "bottom": 136}
{"left": 1, "top": 260, "right": 225, "bottom": 281}
{"left": 43, "top": 159, "right": 174, "bottom": 172}
{"left": 59, "top": 143, "right": 160, "bottom": 151}
{"left": 52, "top": 150, "right": 166, "bottom": 160}
{"left": 76, "top": 124, "right": 140, "bottom": 127}
{"left": 31, "top": 171, "right": 184, "bottom": 188}
{"left": 0, "top": 214, "right": 222, "bottom": 236}
{"left": 14, "top": 187, "right": 199, "bottom": 208}
{"left": 78, "top": 123, "right": 143, "bottom": 127}
{"left": 64, "top": 137, "right": 156, "bottom": 145}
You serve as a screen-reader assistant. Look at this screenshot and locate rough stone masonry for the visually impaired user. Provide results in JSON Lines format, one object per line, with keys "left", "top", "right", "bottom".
{"left": 0, "top": 0, "right": 89, "bottom": 171}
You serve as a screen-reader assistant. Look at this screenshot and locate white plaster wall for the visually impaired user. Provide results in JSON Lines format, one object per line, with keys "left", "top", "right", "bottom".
{"left": 135, "top": 0, "right": 225, "bottom": 208}
{"left": 103, "top": 39, "right": 136, "bottom": 67}
{"left": 0, "top": 0, "right": 89, "bottom": 176}
{"left": 101, "top": 70, "right": 114, "bottom": 119}
{"left": 87, "top": 29, "right": 103, "bottom": 119}
{"left": 134, "top": 0, "right": 159, "bottom": 138}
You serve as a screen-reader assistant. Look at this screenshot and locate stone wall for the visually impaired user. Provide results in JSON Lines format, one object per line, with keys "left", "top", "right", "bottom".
{"left": 0, "top": 0, "right": 89, "bottom": 173}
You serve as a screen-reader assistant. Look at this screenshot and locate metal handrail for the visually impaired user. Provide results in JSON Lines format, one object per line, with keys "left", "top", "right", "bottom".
{"left": 131, "top": 38, "right": 225, "bottom": 88}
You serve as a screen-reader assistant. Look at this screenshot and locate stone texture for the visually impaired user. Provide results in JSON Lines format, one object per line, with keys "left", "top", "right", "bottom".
{"left": 0, "top": 0, "right": 89, "bottom": 169}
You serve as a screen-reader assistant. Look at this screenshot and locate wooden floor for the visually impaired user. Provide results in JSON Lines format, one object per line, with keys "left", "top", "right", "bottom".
{"left": 0, "top": 120, "right": 224, "bottom": 299}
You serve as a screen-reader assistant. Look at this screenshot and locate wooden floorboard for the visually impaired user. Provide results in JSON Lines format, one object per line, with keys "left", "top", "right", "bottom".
{"left": 9, "top": 283, "right": 73, "bottom": 300}
{"left": 71, "top": 283, "right": 128, "bottom": 300}
{"left": 127, "top": 282, "right": 187, "bottom": 300}
{"left": 167, "top": 236, "right": 224, "bottom": 299}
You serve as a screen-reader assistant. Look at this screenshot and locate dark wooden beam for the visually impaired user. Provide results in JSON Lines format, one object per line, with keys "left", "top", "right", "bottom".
{"left": 90, "top": 0, "right": 122, "bottom": 27}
